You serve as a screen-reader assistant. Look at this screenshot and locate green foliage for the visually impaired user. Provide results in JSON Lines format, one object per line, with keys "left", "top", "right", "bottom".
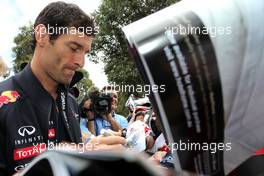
{"left": 116, "top": 91, "right": 129, "bottom": 116}
{"left": 75, "top": 69, "right": 94, "bottom": 102}
{"left": 91, "top": 0, "right": 179, "bottom": 115}
{"left": 12, "top": 23, "right": 34, "bottom": 73}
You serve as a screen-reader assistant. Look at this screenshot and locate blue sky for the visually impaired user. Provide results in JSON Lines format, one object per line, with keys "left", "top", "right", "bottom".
{"left": 0, "top": 0, "right": 108, "bottom": 88}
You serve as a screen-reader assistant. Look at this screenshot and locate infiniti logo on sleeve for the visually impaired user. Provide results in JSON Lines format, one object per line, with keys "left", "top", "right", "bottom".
{"left": 18, "top": 126, "right": 36, "bottom": 136}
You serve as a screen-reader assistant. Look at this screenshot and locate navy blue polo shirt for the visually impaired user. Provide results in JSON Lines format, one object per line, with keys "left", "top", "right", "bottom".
{"left": 0, "top": 64, "right": 82, "bottom": 175}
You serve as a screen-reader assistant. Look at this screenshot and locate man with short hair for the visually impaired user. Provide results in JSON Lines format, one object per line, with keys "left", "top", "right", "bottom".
{"left": 0, "top": 2, "right": 124, "bottom": 175}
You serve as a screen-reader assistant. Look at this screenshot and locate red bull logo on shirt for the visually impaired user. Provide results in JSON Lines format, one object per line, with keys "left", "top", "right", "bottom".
{"left": 0, "top": 90, "right": 20, "bottom": 108}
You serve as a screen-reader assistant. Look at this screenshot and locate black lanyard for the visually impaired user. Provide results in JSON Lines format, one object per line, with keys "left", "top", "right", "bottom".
{"left": 56, "top": 85, "right": 74, "bottom": 142}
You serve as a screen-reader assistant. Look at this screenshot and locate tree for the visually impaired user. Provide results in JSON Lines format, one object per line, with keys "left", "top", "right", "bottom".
{"left": 75, "top": 69, "right": 94, "bottom": 102}
{"left": 91, "top": 0, "right": 179, "bottom": 114}
{"left": 12, "top": 23, "right": 94, "bottom": 102}
{"left": 12, "top": 23, "right": 34, "bottom": 73}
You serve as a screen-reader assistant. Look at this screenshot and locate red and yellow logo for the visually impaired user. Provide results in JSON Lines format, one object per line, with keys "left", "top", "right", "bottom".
{"left": 0, "top": 90, "right": 20, "bottom": 108}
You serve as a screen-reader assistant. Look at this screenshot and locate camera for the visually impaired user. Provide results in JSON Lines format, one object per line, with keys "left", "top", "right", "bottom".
{"left": 80, "top": 87, "right": 114, "bottom": 118}
{"left": 92, "top": 93, "right": 113, "bottom": 116}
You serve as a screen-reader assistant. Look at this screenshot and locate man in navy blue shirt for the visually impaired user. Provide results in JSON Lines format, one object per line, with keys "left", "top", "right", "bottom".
{"left": 0, "top": 2, "right": 125, "bottom": 175}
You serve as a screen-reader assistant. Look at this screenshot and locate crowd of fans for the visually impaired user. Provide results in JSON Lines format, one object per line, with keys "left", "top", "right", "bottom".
{"left": 77, "top": 85, "right": 174, "bottom": 169}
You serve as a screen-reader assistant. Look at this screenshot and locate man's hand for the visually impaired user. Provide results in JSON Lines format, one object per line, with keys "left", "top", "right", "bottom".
{"left": 102, "top": 113, "right": 122, "bottom": 132}
{"left": 86, "top": 135, "right": 126, "bottom": 151}
{"left": 103, "top": 113, "right": 113, "bottom": 121}
{"left": 148, "top": 151, "right": 167, "bottom": 164}
{"left": 12, "top": 171, "right": 22, "bottom": 176}
{"left": 100, "top": 129, "right": 122, "bottom": 137}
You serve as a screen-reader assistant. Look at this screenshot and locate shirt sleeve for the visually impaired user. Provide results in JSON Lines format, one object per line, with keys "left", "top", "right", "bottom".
{"left": 80, "top": 118, "right": 91, "bottom": 135}
{"left": 118, "top": 115, "right": 128, "bottom": 129}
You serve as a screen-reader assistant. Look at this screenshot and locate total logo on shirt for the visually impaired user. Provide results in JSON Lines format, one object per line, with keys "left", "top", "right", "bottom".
{"left": 13, "top": 143, "right": 46, "bottom": 161}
